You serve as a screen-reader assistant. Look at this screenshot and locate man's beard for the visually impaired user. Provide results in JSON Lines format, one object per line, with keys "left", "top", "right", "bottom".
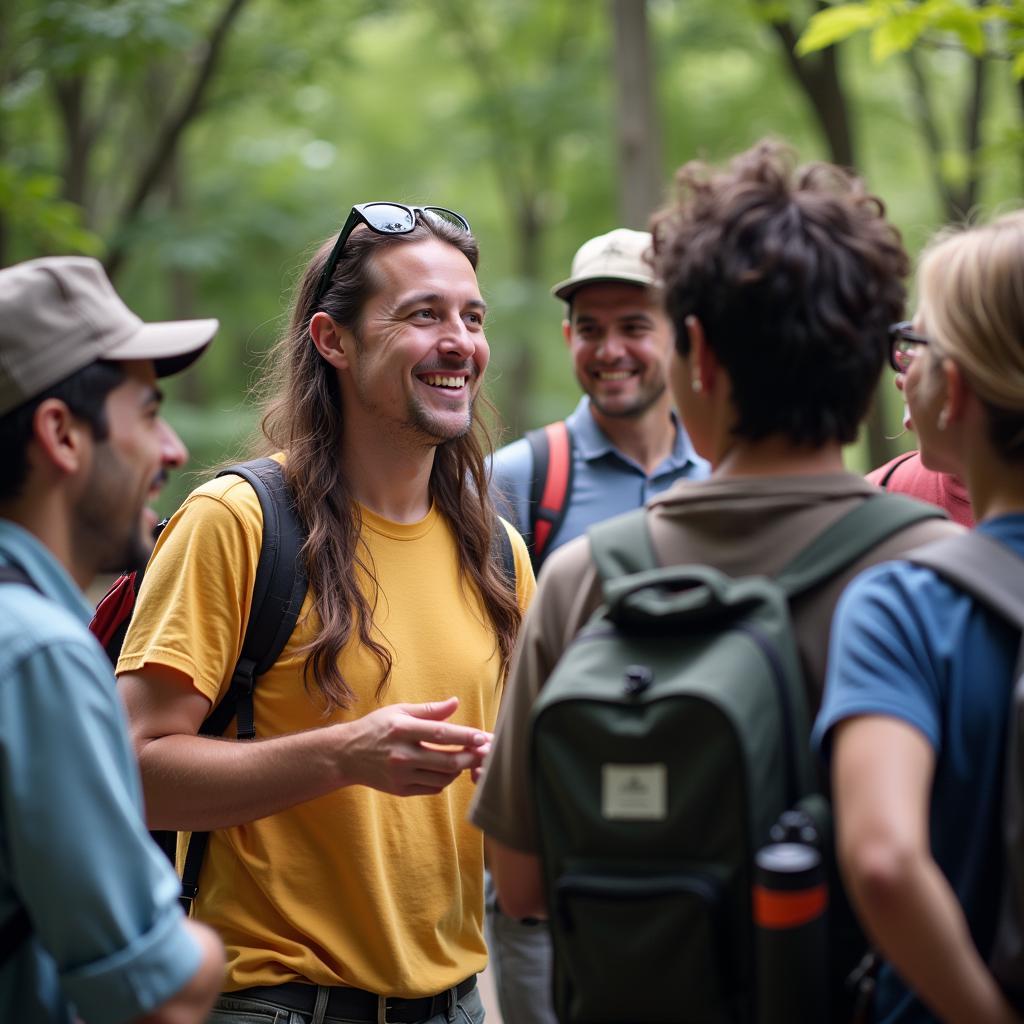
{"left": 586, "top": 378, "right": 667, "bottom": 420}
{"left": 76, "top": 445, "right": 154, "bottom": 576}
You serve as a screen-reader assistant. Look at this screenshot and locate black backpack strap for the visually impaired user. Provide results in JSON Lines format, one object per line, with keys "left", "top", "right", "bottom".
{"left": 875, "top": 450, "right": 918, "bottom": 489}
{"left": 0, "top": 567, "right": 37, "bottom": 961}
{"left": 202, "top": 458, "right": 308, "bottom": 740}
{"left": 179, "top": 457, "right": 308, "bottom": 912}
{"left": 776, "top": 494, "right": 947, "bottom": 600}
{"left": 587, "top": 507, "right": 659, "bottom": 583}
{"left": 0, "top": 905, "right": 30, "bottom": 964}
{"left": 526, "top": 421, "right": 574, "bottom": 573}
{"left": 0, "top": 565, "right": 36, "bottom": 589}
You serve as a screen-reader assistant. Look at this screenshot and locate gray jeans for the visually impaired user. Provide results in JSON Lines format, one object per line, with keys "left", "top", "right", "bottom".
{"left": 208, "top": 985, "right": 485, "bottom": 1024}
{"left": 484, "top": 872, "right": 558, "bottom": 1024}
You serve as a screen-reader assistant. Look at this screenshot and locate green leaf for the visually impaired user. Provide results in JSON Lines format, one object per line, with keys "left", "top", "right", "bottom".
{"left": 931, "top": 7, "right": 988, "bottom": 57}
{"left": 939, "top": 149, "right": 970, "bottom": 190}
{"left": 871, "top": 11, "right": 928, "bottom": 61}
{"left": 796, "top": 4, "right": 881, "bottom": 55}
{"left": 1014, "top": 49, "right": 1024, "bottom": 78}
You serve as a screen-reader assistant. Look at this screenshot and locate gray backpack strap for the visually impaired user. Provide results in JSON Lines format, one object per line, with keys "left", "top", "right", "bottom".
{"left": 776, "top": 494, "right": 947, "bottom": 600}
{"left": 908, "top": 531, "right": 1024, "bottom": 1002}
{"left": 587, "top": 508, "right": 658, "bottom": 583}
{"left": 907, "top": 532, "right": 1024, "bottom": 634}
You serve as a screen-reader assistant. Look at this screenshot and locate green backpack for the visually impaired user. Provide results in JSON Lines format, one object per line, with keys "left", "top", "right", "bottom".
{"left": 529, "top": 494, "right": 943, "bottom": 1024}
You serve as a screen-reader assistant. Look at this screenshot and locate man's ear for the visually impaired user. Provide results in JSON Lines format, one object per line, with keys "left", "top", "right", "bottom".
{"left": 310, "top": 311, "right": 354, "bottom": 370}
{"left": 561, "top": 318, "right": 572, "bottom": 349}
{"left": 31, "top": 398, "right": 90, "bottom": 477}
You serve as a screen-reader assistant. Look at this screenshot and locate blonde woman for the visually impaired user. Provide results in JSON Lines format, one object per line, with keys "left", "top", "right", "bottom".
{"left": 815, "top": 211, "right": 1024, "bottom": 1023}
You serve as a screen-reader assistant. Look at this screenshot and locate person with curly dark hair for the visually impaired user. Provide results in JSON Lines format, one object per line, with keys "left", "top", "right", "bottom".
{"left": 471, "top": 139, "right": 960, "bottom": 1016}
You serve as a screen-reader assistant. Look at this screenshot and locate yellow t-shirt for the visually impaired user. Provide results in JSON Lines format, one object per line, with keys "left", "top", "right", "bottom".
{"left": 118, "top": 468, "right": 535, "bottom": 996}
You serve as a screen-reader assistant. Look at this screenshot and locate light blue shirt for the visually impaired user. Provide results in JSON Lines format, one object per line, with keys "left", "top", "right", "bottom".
{"left": 0, "top": 520, "right": 199, "bottom": 1024}
{"left": 490, "top": 396, "right": 709, "bottom": 564}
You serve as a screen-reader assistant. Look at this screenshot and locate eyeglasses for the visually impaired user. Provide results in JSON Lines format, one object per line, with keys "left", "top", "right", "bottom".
{"left": 888, "top": 321, "right": 930, "bottom": 373}
{"left": 312, "top": 202, "right": 471, "bottom": 307}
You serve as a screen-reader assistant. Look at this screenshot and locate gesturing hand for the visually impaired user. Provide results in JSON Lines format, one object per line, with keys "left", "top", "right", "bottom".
{"left": 342, "top": 696, "right": 492, "bottom": 796}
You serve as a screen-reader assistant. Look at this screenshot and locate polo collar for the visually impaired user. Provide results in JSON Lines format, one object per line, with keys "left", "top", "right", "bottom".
{"left": 565, "top": 396, "right": 701, "bottom": 471}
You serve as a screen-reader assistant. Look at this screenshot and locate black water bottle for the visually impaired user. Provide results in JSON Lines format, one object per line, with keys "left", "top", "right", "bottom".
{"left": 754, "top": 811, "right": 829, "bottom": 1023}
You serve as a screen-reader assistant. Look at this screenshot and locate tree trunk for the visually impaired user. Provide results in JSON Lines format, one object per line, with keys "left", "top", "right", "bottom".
{"left": 53, "top": 74, "right": 92, "bottom": 211}
{"left": 768, "top": 8, "right": 899, "bottom": 468}
{"left": 105, "top": 0, "right": 251, "bottom": 280}
{"left": 610, "top": 0, "right": 663, "bottom": 227}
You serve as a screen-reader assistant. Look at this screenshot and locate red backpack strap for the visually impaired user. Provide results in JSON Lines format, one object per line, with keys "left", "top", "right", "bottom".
{"left": 525, "top": 421, "right": 574, "bottom": 573}
{"left": 90, "top": 570, "right": 140, "bottom": 652}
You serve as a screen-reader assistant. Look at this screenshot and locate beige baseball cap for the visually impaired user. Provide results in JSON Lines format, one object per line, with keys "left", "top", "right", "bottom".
{"left": 0, "top": 256, "right": 218, "bottom": 415}
{"left": 551, "top": 228, "right": 656, "bottom": 302}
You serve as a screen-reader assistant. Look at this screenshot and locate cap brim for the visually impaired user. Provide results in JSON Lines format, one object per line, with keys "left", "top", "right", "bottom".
{"left": 104, "top": 318, "right": 219, "bottom": 378}
{"left": 551, "top": 273, "right": 654, "bottom": 302}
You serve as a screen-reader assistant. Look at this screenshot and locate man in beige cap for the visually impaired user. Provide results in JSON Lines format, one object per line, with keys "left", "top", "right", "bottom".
{"left": 0, "top": 256, "right": 225, "bottom": 1022}
{"left": 486, "top": 230, "right": 708, "bottom": 1023}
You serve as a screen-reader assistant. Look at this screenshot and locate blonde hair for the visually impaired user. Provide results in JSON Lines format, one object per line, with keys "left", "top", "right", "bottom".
{"left": 919, "top": 210, "right": 1024, "bottom": 460}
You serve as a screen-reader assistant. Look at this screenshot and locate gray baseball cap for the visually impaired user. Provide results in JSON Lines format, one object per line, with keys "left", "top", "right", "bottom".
{"left": 0, "top": 256, "right": 218, "bottom": 415}
{"left": 551, "top": 228, "right": 655, "bottom": 302}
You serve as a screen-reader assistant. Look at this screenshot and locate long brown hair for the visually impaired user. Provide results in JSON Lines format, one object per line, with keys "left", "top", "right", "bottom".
{"left": 257, "top": 216, "right": 521, "bottom": 712}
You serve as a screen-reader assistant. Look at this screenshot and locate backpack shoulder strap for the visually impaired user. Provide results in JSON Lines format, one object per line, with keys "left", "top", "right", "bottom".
{"left": 906, "top": 532, "right": 1024, "bottom": 632}
{"left": 180, "top": 458, "right": 308, "bottom": 912}
{"left": 0, "top": 565, "right": 36, "bottom": 590}
{"left": 0, "top": 565, "right": 37, "bottom": 960}
{"left": 587, "top": 507, "right": 658, "bottom": 583}
{"left": 776, "top": 494, "right": 947, "bottom": 599}
{"left": 203, "top": 458, "right": 308, "bottom": 740}
{"left": 526, "top": 421, "right": 574, "bottom": 573}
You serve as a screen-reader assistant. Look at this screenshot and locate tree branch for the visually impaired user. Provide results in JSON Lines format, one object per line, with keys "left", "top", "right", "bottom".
{"left": 902, "top": 49, "right": 956, "bottom": 219}
{"left": 766, "top": 5, "right": 856, "bottom": 168}
{"left": 105, "top": 0, "right": 251, "bottom": 279}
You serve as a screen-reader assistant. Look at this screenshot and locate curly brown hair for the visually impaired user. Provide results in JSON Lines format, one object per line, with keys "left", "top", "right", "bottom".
{"left": 257, "top": 217, "right": 521, "bottom": 712}
{"left": 651, "top": 139, "right": 909, "bottom": 446}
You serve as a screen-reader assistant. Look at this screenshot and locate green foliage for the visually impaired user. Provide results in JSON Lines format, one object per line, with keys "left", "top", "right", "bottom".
{"left": 799, "top": 0, "right": 1024, "bottom": 72}
{"left": 797, "top": 3, "right": 882, "bottom": 54}
{"left": 2, "top": 0, "right": 1023, "bottom": 470}
{"left": 0, "top": 167, "right": 104, "bottom": 254}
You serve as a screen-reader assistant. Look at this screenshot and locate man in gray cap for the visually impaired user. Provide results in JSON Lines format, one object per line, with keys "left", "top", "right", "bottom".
{"left": 0, "top": 256, "right": 225, "bottom": 1022}
{"left": 486, "top": 231, "right": 708, "bottom": 1023}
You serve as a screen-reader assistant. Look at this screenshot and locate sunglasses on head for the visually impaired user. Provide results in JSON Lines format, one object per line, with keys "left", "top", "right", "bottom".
{"left": 312, "top": 202, "right": 471, "bottom": 308}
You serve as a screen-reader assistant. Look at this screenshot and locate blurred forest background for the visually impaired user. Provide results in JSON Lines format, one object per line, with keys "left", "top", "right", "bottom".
{"left": 4, "top": 0, "right": 1024, "bottom": 513}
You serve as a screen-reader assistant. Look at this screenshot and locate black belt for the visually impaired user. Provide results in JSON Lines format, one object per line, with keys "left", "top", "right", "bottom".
{"left": 231, "top": 975, "right": 476, "bottom": 1023}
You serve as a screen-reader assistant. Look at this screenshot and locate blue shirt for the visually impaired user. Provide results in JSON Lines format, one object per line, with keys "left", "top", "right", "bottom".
{"left": 490, "top": 396, "right": 709, "bottom": 564}
{"left": 814, "top": 515, "right": 1024, "bottom": 1024}
{"left": 0, "top": 521, "right": 199, "bottom": 1024}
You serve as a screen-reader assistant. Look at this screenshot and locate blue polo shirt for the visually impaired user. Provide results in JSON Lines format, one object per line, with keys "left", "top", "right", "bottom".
{"left": 0, "top": 520, "right": 199, "bottom": 1024}
{"left": 814, "top": 515, "right": 1024, "bottom": 1023}
{"left": 491, "top": 396, "right": 709, "bottom": 564}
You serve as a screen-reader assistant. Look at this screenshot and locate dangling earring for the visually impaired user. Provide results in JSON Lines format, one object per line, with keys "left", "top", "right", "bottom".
{"left": 691, "top": 378, "right": 702, "bottom": 394}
